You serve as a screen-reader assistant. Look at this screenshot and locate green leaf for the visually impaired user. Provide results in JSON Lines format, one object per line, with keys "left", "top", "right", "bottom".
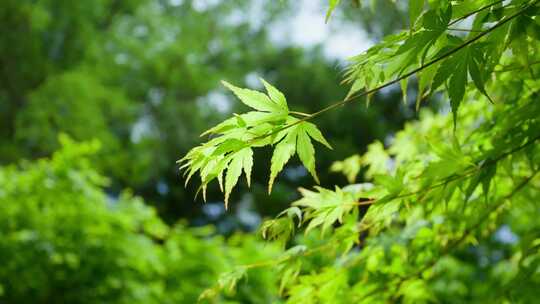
{"left": 330, "top": 154, "right": 362, "bottom": 183}
{"left": 260, "top": 217, "right": 294, "bottom": 245}
{"left": 260, "top": 78, "right": 288, "bottom": 111}
{"left": 464, "top": 171, "right": 481, "bottom": 203}
{"left": 222, "top": 81, "right": 283, "bottom": 113}
{"left": 200, "top": 116, "right": 238, "bottom": 137}
{"left": 431, "top": 55, "right": 455, "bottom": 93}
{"left": 374, "top": 172, "right": 404, "bottom": 196}
{"left": 269, "top": 132, "right": 297, "bottom": 194}
{"left": 224, "top": 152, "right": 244, "bottom": 209}
{"left": 303, "top": 122, "right": 332, "bottom": 149}
{"left": 326, "top": 0, "right": 341, "bottom": 23}
{"left": 242, "top": 147, "right": 253, "bottom": 187}
{"left": 278, "top": 206, "right": 303, "bottom": 226}
{"left": 422, "top": 4, "right": 452, "bottom": 31}
{"left": 234, "top": 113, "right": 246, "bottom": 127}
{"left": 416, "top": 63, "right": 439, "bottom": 110}
{"left": 481, "top": 162, "right": 496, "bottom": 202}
{"left": 211, "top": 138, "right": 246, "bottom": 156}
{"left": 448, "top": 53, "right": 468, "bottom": 129}
{"left": 217, "top": 267, "right": 247, "bottom": 292}
{"left": 293, "top": 186, "right": 358, "bottom": 235}
{"left": 400, "top": 78, "right": 408, "bottom": 105}
{"left": 279, "top": 262, "right": 302, "bottom": 295}
{"left": 296, "top": 129, "right": 319, "bottom": 184}
{"left": 409, "top": 0, "right": 424, "bottom": 29}
{"left": 182, "top": 78, "right": 332, "bottom": 206}
{"left": 468, "top": 48, "right": 493, "bottom": 103}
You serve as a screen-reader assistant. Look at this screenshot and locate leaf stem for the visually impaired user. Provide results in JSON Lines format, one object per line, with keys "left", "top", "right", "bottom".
{"left": 289, "top": 111, "right": 312, "bottom": 117}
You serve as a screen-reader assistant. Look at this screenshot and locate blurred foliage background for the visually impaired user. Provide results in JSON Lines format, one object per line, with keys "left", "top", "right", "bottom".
{"left": 0, "top": 0, "right": 417, "bottom": 302}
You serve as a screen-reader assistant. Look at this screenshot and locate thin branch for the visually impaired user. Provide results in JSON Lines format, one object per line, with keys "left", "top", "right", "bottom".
{"left": 448, "top": 0, "right": 505, "bottom": 26}
{"left": 351, "top": 199, "right": 376, "bottom": 206}
{"left": 447, "top": 27, "right": 483, "bottom": 32}
{"left": 289, "top": 111, "right": 311, "bottom": 117}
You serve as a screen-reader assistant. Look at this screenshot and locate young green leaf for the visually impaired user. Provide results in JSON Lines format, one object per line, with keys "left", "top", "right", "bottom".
{"left": 260, "top": 78, "right": 288, "bottom": 111}
{"left": 224, "top": 150, "right": 245, "bottom": 209}
{"left": 326, "top": 0, "right": 341, "bottom": 23}
{"left": 468, "top": 47, "right": 494, "bottom": 103}
{"left": 182, "top": 79, "right": 330, "bottom": 206}
{"left": 448, "top": 53, "right": 468, "bottom": 129}
{"left": 222, "top": 81, "right": 285, "bottom": 113}
{"left": 269, "top": 132, "right": 297, "bottom": 194}
{"left": 297, "top": 128, "right": 319, "bottom": 184}
{"left": 242, "top": 147, "right": 253, "bottom": 187}
{"left": 303, "top": 122, "right": 333, "bottom": 149}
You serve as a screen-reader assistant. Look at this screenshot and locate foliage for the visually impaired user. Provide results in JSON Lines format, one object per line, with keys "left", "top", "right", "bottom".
{"left": 185, "top": 0, "right": 540, "bottom": 302}
{"left": 180, "top": 79, "right": 331, "bottom": 207}
{"left": 0, "top": 136, "right": 280, "bottom": 303}
{"left": 0, "top": 0, "right": 410, "bottom": 224}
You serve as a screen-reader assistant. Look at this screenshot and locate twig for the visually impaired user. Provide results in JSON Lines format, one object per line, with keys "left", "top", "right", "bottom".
{"left": 447, "top": 27, "right": 483, "bottom": 32}
{"left": 448, "top": 0, "right": 505, "bottom": 26}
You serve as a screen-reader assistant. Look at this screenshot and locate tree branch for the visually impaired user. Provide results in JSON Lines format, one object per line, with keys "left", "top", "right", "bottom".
{"left": 246, "top": 0, "right": 538, "bottom": 145}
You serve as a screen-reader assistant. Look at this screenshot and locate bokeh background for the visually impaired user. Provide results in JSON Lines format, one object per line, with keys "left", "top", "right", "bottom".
{"left": 0, "top": 0, "right": 428, "bottom": 302}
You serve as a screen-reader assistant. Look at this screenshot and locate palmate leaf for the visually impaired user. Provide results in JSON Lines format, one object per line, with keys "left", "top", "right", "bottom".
{"left": 179, "top": 79, "right": 331, "bottom": 208}
{"left": 260, "top": 185, "right": 362, "bottom": 242}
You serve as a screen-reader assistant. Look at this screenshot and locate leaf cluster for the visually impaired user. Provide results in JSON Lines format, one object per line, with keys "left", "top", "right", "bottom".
{"left": 179, "top": 79, "right": 331, "bottom": 208}
{"left": 198, "top": 0, "right": 540, "bottom": 302}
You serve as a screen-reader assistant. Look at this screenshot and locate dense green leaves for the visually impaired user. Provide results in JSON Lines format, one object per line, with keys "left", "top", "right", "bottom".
{"left": 200, "top": 1, "right": 540, "bottom": 302}
{"left": 0, "top": 137, "right": 281, "bottom": 303}
{"left": 344, "top": 0, "right": 539, "bottom": 127}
